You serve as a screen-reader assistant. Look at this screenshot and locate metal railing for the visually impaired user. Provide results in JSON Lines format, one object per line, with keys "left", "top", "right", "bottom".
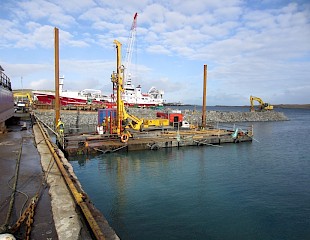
{"left": 35, "top": 115, "right": 107, "bottom": 239}
{"left": 0, "top": 72, "right": 12, "bottom": 91}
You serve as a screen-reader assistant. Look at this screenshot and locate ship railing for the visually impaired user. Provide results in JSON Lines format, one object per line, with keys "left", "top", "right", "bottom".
{"left": 0, "top": 71, "right": 12, "bottom": 91}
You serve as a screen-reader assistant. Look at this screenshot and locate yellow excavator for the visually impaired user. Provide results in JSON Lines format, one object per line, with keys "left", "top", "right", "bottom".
{"left": 13, "top": 92, "right": 33, "bottom": 112}
{"left": 250, "top": 95, "right": 273, "bottom": 112}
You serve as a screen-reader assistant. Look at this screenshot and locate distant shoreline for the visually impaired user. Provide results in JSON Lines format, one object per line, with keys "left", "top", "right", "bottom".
{"left": 175, "top": 104, "right": 310, "bottom": 109}
{"left": 272, "top": 104, "right": 310, "bottom": 109}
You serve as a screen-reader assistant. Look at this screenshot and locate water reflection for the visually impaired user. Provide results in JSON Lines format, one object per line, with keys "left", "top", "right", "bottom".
{"left": 68, "top": 109, "right": 310, "bottom": 240}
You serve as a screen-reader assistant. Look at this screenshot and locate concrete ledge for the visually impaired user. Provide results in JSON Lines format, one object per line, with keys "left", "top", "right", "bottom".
{"left": 33, "top": 125, "right": 85, "bottom": 240}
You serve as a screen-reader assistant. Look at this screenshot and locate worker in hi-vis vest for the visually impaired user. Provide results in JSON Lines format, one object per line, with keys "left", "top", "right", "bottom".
{"left": 56, "top": 118, "right": 64, "bottom": 135}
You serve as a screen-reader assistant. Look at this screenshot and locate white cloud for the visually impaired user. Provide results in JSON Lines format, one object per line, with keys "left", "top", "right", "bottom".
{"left": 52, "top": 0, "right": 96, "bottom": 14}
{"left": 15, "top": 25, "right": 54, "bottom": 48}
{"left": 4, "top": 63, "right": 52, "bottom": 79}
{"left": 165, "top": 0, "right": 242, "bottom": 15}
{"left": 146, "top": 44, "right": 170, "bottom": 54}
{"left": 1, "top": 0, "right": 309, "bottom": 105}
{"left": 79, "top": 7, "right": 114, "bottom": 22}
{"left": 16, "top": 0, "right": 76, "bottom": 28}
{"left": 59, "top": 30, "right": 89, "bottom": 47}
{"left": 29, "top": 78, "right": 52, "bottom": 90}
{"left": 0, "top": 20, "right": 23, "bottom": 47}
{"left": 140, "top": 4, "right": 166, "bottom": 25}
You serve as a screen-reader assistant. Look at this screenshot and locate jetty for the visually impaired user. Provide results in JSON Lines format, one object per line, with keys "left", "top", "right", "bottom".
{"left": 0, "top": 112, "right": 119, "bottom": 239}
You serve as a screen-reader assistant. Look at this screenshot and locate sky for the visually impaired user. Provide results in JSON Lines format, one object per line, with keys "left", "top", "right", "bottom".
{"left": 1, "top": 0, "right": 310, "bottom": 106}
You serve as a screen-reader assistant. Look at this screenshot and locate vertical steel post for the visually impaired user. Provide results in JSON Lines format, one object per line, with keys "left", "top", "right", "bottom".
{"left": 202, "top": 64, "right": 207, "bottom": 128}
{"left": 113, "top": 40, "right": 124, "bottom": 135}
{"left": 54, "top": 27, "right": 60, "bottom": 128}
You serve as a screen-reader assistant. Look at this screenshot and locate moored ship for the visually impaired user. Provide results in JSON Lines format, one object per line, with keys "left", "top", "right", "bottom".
{"left": 33, "top": 76, "right": 112, "bottom": 107}
{"left": 33, "top": 76, "right": 165, "bottom": 108}
{"left": 0, "top": 65, "right": 14, "bottom": 133}
{"left": 123, "top": 77, "right": 164, "bottom": 107}
{"left": 106, "top": 77, "right": 165, "bottom": 107}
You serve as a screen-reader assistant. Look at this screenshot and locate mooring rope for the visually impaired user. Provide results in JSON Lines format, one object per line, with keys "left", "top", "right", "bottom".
{"left": 0, "top": 139, "right": 23, "bottom": 233}
{"left": 0, "top": 132, "right": 54, "bottom": 237}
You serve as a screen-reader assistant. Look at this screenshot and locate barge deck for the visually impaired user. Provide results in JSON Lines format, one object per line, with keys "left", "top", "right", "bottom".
{"left": 63, "top": 127, "right": 253, "bottom": 156}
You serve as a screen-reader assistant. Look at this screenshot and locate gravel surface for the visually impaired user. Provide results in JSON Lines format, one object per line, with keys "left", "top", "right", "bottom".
{"left": 34, "top": 108, "right": 288, "bottom": 130}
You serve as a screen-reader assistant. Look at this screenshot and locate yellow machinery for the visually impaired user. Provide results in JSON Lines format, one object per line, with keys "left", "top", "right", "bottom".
{"left": 13, "top": 92, "right": 33, "bottom": 104}
{"left": 111, "top": 40, "right": 144, "bottom": 135}
{"left": 250, "top": 95, "right": 273, "bottom": 112}
{"left": 13, "top": 92, "right": 33, "bottom": 112}
{"left": 111, "top": 40, "right": 169, "bottom": 141}
{"left": 143, "top": 119, "right": 170, "bottom": 128}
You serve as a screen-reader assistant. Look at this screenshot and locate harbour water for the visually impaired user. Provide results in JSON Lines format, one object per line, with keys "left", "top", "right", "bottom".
{"left": 69, "top": 107, "right": 310, "bottom": 240}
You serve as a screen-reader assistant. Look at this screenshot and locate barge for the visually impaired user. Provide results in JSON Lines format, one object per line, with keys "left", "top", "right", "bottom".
{"left": 61, "top": 127, "right": 253, "bottom": 156}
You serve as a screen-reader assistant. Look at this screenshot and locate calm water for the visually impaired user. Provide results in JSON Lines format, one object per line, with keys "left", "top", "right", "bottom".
{"left": 69, "top": 108, "right": 310, "bottom": 240}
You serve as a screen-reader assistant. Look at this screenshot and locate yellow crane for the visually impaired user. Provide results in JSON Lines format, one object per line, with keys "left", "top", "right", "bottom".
{"left": 250, "top": 95, "right": 273, "bottom": 112}
{"left": 111, "top": 40, "right": 169, "bottom": 142}
{"left": 111, "top": 40, "right": 145, "bottom": 142}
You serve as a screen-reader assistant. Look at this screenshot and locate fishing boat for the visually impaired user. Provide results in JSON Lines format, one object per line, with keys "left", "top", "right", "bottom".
{"left": 123, "top": 77, "right": 164, "bottom": 107}
{"left": 106, "top": 77, "right": 165, "bottom": 107}
{"left": 33, "top": 76, "right": 164, "bottom": 108}
{"left": 0, "top": 65, "right": 14, "bottom": 132}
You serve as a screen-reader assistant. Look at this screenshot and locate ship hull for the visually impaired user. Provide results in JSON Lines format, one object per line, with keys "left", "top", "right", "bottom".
{"left": 33, "top": 91, "right": 115, "bottom": 108}
{"left": 0, "top": 87, "right": 14, "bottom": 123}
{"left": 34, "top": 92, "right": 162, "bottom": 108}
{"left": 0, "top": 70, "right": 14, "bottom": 133}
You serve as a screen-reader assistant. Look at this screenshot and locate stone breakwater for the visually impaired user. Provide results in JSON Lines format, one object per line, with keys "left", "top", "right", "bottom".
{"left": 34, "top": 109, "right": 288, "bottom": 129}
{"left": 182, "top": 109, "right": 289, "bottom": 124}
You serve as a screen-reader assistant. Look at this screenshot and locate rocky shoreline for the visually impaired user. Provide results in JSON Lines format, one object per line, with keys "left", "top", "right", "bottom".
{"left": 34, "top": 108, "right": 288, "bottom": 129}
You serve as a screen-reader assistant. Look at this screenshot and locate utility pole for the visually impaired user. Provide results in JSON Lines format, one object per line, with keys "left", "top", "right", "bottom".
{"left": 21, "top": 76, "right": 24, "bottom": 100}
{"left": 21, "top": 76, "right": 23, "bottom": 92}
{"left": 54, "top": 27, "right": 60, "bottom": 128}
{"left": 202, "top": 64, "right": 207, "bottom": 128}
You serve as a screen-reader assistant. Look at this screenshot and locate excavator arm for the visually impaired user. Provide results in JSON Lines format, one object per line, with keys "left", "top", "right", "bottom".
{"left": 122, "top": 111, "right": 144, "bottom": 131}
{"left": 250, "top": 96, "right": 263, "bottom": 111}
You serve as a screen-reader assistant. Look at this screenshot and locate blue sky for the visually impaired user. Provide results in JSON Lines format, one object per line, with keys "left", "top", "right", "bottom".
{"left": 1, "top": 0, "right": 310, "bottom": 105}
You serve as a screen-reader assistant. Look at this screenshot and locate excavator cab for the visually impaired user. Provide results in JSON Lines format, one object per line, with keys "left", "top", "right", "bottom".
{"left": 263, "top": 103, "right": 273, "bottom": 111}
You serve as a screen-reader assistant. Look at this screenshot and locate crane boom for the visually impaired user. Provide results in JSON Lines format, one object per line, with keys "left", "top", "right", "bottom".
{"left": 124, "top": 12, "right": 138, "bottom": 85}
